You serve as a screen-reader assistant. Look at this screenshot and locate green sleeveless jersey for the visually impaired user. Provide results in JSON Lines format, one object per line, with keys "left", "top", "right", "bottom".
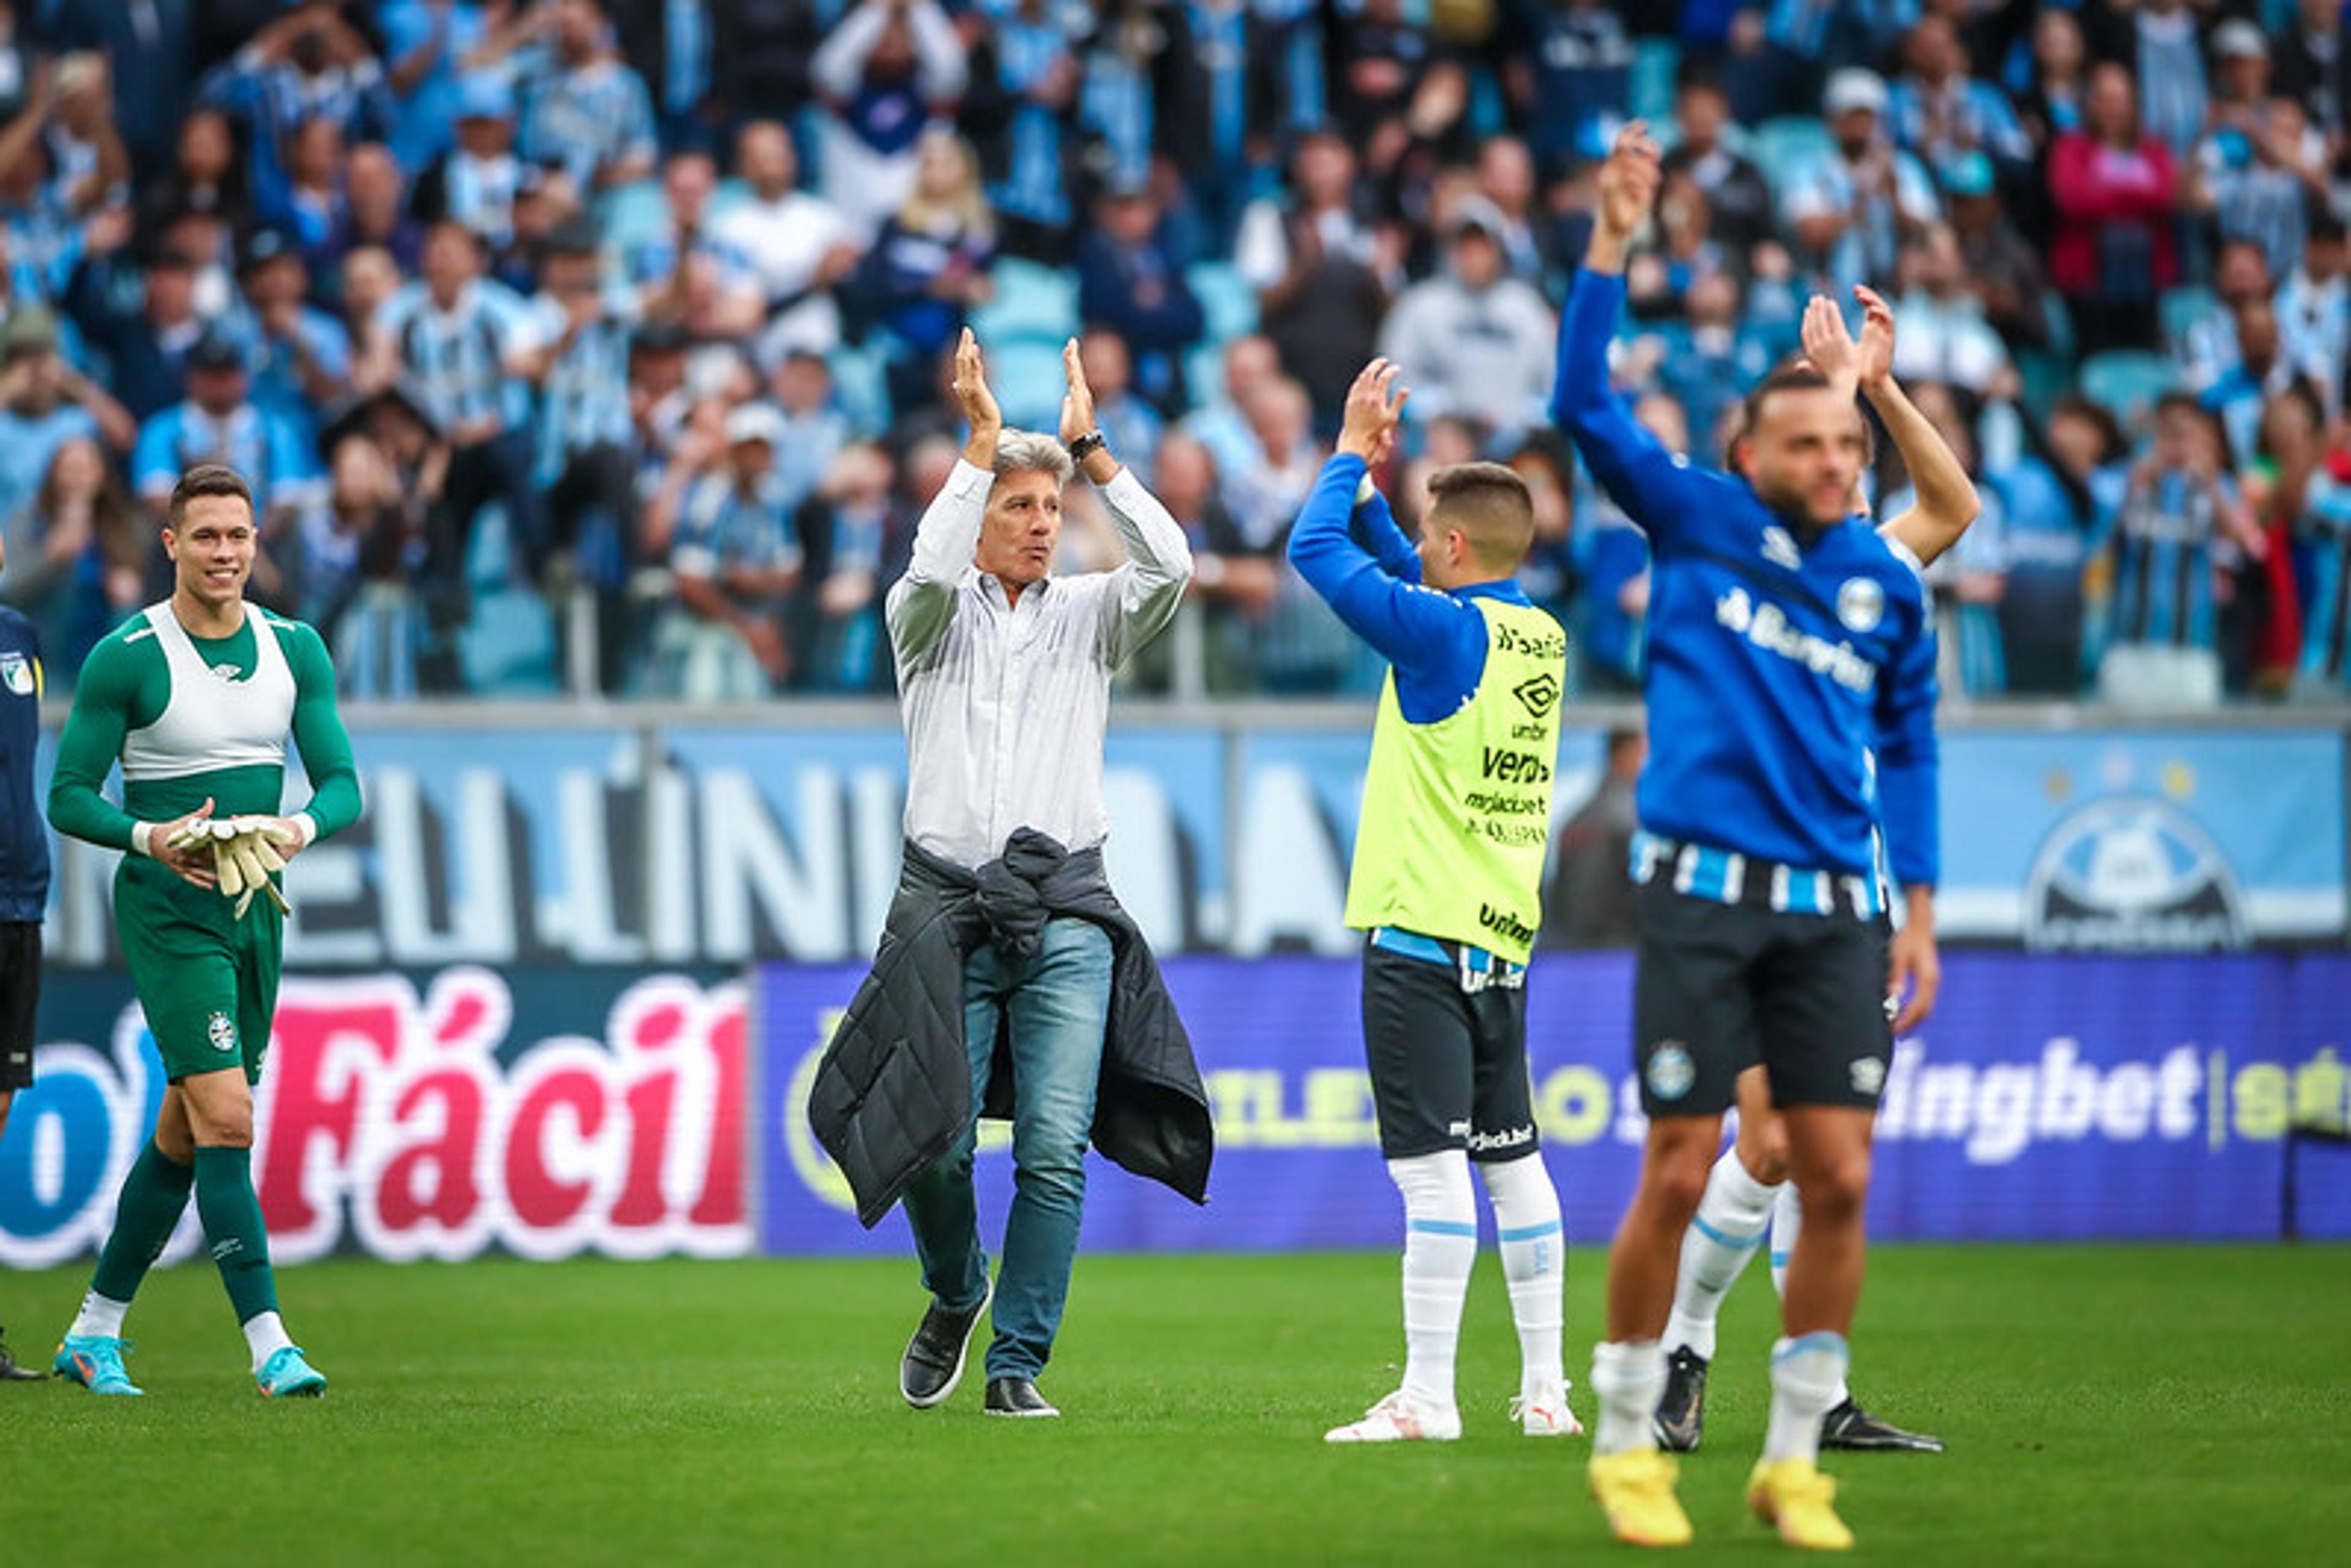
{"left": 1343, "top": 598, "right": 1567, "bottom": 964}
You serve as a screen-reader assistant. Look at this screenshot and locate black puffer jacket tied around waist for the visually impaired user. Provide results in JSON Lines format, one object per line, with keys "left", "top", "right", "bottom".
{"left": 808, "top": 829, "right": 1215, "bottom": 1228}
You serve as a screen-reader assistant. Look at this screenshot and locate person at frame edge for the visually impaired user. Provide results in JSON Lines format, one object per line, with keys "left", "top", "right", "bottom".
{"left": 0, "top": 527, "right": 52, "bottom": 1380}
{"left": 808, "top": 331, "right": 1213, "bottom": 1422}
{"left": 1559, "top": 124, "right": 1944, "bottom": 1553}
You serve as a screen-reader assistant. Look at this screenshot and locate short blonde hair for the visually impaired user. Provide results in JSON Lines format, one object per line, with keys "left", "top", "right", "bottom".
{"left": 992, "top": 429, "right": 1074, "bottom": 487}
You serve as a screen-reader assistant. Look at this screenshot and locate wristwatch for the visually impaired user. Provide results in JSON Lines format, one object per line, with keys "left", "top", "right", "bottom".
{"left": 1067, "top": 430, "right": 1108, "bottom": 463}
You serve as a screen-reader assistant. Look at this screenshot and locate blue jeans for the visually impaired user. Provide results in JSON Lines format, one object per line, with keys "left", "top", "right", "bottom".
{"left": 901, "top": 918, "right": 1112, "bottom": 1381}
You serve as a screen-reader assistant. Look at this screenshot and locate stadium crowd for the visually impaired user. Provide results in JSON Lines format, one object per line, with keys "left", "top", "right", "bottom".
{"left": 2, "top": 0, "right": 2350, "bottom": 705}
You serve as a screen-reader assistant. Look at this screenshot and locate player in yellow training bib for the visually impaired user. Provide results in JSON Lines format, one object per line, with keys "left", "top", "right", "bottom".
{"left": 1289, "top": 359, "right": 1578, "bottom": 1446}
{"left": 47, "top": 465, "right": 362, "bottom": 1399}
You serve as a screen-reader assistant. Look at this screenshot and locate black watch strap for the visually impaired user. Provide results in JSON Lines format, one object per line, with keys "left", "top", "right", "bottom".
{"left": 1068, "top": 430, "right": 1108, "bottom": 462}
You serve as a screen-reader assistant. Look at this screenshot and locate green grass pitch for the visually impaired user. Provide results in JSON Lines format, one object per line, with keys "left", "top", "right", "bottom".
{"left": 8, "top": 1245, "right": 2348, "bottom": 1565}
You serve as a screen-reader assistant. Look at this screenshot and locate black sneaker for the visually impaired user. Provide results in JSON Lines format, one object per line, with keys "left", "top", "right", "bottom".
{"left": 1820, "top": 1397, "right": 1945, "bottom": 1453}
{"left": 1652, "top": 1345, "right": 1709, "bottom": 1452}
{"left": 983, "top": 1376, "right": 1059, "bottom": 1418}
{"left": 898, "top": 1284, "right": 991, "bottom": 1409}
{"left": 0, "top": 1328, "right": 42, "bottom": 1382}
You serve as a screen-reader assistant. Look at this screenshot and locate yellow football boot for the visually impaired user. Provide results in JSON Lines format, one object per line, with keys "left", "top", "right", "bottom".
{"left": 1747, "top": 1458, "right": 1855, "bottom": 1551}
{"left": 1588, "top": 1449, "right": 1694, "bottom": 1548}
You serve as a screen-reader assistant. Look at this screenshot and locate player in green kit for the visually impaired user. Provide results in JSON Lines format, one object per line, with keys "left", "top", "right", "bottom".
{"left": 47, "top": 464, "right": 362, "bottom": 1398}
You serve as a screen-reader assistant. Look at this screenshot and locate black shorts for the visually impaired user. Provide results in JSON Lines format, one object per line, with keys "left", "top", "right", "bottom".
{"left": 1632, "top": 880, "right": 1891, "bottom": 1118}
{"left": 1361, "top": 939, "right": 1538, "bottom": 1162}
{"left": 1, "top": 921, "right": 37, "bottom": 1092}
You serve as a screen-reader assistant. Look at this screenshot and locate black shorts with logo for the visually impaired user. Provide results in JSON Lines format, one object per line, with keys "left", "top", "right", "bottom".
{"left": 1, "top": 921, "right": 37, "bottom": 1091}
{"left": 1361, "top": 936, "right": 1538, "bottom": 1162}
{"left": 1632, "top": 879, "right": 1891, "bottom": 1118}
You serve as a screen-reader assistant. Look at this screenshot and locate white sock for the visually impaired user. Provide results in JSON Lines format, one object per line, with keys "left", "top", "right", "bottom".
{"left": 242, "top": 1310, "right": 294, "bottom": 1371}
{"left": 1763, "top": 1333, "right": 1849, "bottom": 1465}
{"left": 1768, "top": 1187, "right": 1851, "bottom": 1406}
{"left": 1591, "top": 1339, "right": 1667, "bottom": 1455}
{"left": 69, "top": 1291, "right": 130, "bottom": 1340}
{"left": 1478, "top": 1152, "right": 1565, "bottom": 1396}
{"left": 1388, "top": 1152, "right": 1476, "bottom": 1414}
{"left": 1662, "top": 1149, "right": 1779, "bottom": 1364}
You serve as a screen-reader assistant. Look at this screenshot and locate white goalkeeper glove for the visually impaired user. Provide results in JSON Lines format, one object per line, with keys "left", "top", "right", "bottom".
{"left": 167, "top": 816, "right": 296, "bottom": 918}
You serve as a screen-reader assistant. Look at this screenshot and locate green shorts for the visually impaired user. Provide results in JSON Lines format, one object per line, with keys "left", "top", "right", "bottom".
{"left": 114, "top": 857, "right": 283, "bottom": 1086}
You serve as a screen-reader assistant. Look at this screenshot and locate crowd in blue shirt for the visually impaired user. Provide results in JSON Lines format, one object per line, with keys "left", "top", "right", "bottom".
{"left": 0, "top": 1, "right": 2348, "bottom": 705}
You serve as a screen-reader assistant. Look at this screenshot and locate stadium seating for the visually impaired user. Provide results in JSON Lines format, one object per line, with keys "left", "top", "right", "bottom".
{"left": 972, "top": 257, "right": 1081, "bottom": 347}
{"left": 1752, "top": 116, "right": 1836, "bottom": 193}
{"left": 1188, "top": 261, "right": 1258, "bottom": 345}
{"left": 2161, "top": 286, "right": 2218, "bottom": 355}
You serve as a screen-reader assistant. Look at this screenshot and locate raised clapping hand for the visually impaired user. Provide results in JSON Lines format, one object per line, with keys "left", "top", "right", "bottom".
{"left": 1336, "top": 358, "right": 1409, "bottom": 463}
{"left": 1801, "top": 285, "right": 1898, "bottom": 397}
{"left": 953, "top": 327, "right": 1000, "bottom": 467}
{"left": 1595, "top": 121, "right": 1663, "bottom": 243}
{"left": 1059, "top": 337, "right": 1095, "bottom": 448}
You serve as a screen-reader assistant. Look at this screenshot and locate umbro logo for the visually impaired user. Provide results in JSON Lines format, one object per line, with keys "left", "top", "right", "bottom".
{"left": 1513, "top": 670, "right": 1560, "bottom": 719}
{"left": 1761, "top": 526, "right": 1802, "bottom": 571}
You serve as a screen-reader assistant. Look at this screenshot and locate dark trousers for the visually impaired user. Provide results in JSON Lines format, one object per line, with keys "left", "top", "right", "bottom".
{"left": 544, "top": 441, "right": 643, "bottom": 694}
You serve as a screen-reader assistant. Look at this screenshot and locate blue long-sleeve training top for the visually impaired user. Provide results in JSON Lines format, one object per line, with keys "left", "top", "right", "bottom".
{"left": 1286, "top": 452, "right": 1535, "bottom": 722}
{"left": 1551, "top": 268, "right": 1940, "bottom": 888}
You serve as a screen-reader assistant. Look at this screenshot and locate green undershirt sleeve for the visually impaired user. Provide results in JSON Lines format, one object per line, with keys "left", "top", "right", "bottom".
{"left": 283, "top": 621, "right": 362, "bottom": 841}
{"left": 47, "top": 633, "right": 148, "bottom": 852}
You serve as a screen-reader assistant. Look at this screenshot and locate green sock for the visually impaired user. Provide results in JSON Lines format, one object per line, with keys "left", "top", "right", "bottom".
{"left": 89, "top": 1141, "right": 196, "bottom": 1304}
{"left": 193, "top": 1146, "right": 279, "bottom": 1325}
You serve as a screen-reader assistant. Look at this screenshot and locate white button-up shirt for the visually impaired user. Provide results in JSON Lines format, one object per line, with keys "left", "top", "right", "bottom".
{"left": 888, "top": 457, "right": 1194, "bottom": 869}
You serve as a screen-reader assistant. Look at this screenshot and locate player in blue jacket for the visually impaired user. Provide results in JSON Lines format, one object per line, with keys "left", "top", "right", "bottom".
{"left": 1561, "top": 126, "right": 1949, "bottom": 1552}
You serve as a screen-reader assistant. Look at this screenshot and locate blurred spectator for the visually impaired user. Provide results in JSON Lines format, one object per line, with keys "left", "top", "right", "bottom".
{"left": 1377, "top": 199, "right": 1556, "bottom": 440}
{"left": 767, "top": 350, "right": 852, "bottom": 513}
{"left": 1785, "top": 69, "right": 1939, "bottom": 297}
{"left": 1638, "top": 269, "right": 1775, "bottom": 462}
{"left": 1502, "top": 433, "right": 1579, "bottom": 621}
{"left": 1545, "top": 726, "right": 1644, "bottom": 949}
{"left": 792, "top": 438, "right": 901, "bottom": 692}
{"left": 643, "top": 402, "right": 802, "bottom": 699}
{"left": 416, "top": 75, "right": 525, "bottom": 257}
{"left": 2242, "top": 383, "right": 2329, "bottom": 694}
{"left": 130, "top": 329, "right": 315, "bottom": 605}
{"left": 63, "top": 238, "right": 208, "bottom": 422}
{"left": 369, "top": 219, "right": 541, "bottom": 630}
{"left": 2187, "top": 92, "right": 2328, "bottom": 287}
{"left": 0, "top": 435, "right": 139, "bottom": 681}
{"left": 1886, "top": 15, "right": 2031, "bottom": 187}
{"left": 309, "top": 427, "right": 432, "bottom": 699}
{"left": 1180, "top": 331, "right": 1278, "bottom": 482}
{"left": 137, "top": 109, "right": 250, "bottom": 239}
{"left": 2123, "top": 0, "right": 2208, "bottom": 159}
{"left": 2096, "top": 394, "right": 2262, "bottom": 707}
{"left": 2179, "top": 238, "right": 2272, "bottom": 392}
{"left": 1075, "top": 179, "right": 1204, "bottom": 410}
{"left": 378, "top": 0, "right": 494, "bottom": 174}
{"left": 0, "top": 307, "right": 135, "bottom": 531}
{"left": 2047, "top": 62, "right": 2177, "bottom": 356}
{"left": 2297, "top": 435, "right": 2351, "bottom": 694}
{"left": 52, "top": 0, "right": 199, "bottom": 180}
{"left": 811, "top": 0, "right": 969, "bottom": 242}
{"left": 1219, "top": 374, "right": 1317, "bottom": 553}
{"left": 2281, "top": 215, "right": 2351, "bottom": 413}
{"left": 2275, "top": 0, "right": 2349, "bottom": 141}
{"left": 201, "top": 2, "right": 393, "bottom": 211}
{"left": 714, "top": 120, "right": 860, "bottom": 364}
{"left": 850, "top": 128, "right": 996, "bottom": 419}
{"left": 45, "top": 53, "right": 133, "bottom": 218}
{"left": 1660, "top": 74, "right": 1774, "bottom": 263}
{"left": 509, "top": 218, "right": 640, "bottom": 685}
{"left": 505, "top": 0, "right": 659, "bottom": 195}
{"left": 965, "top": 0, "right": 1087, "bottom": 261}
{"left": 1989, "top": 397, "right": 2125, "bottom": 695}
{"left": 1076, "top": 328, "right": 1164, "bottom": 482}
{"left": 627, "top": 147, "right": 763, "bottom": 340}
{"left": 2200, "top": 298, "right": 2307, "bottom": 470}
{"left": 240, "top": 229, "right": 351, "bottom": 441}
{"left": 1944, "top": 151, "right": 2047, "bottom": 352}
{"left": 1474, "top": 137, "right": 1553, "bottom": 284}
{"left": 706, "top": 1, "right": 825, "bottom": 141}
{"left": 263, "top": 115, "right": 347, "bottom": 262}
{"left": 1889, "top": 225, "right": 2010, "bottom": 401}
{"left": 1235, "top": 129, "right": 1396, "bottom": 428}
{"left": 1152, "top": 426, "right": 1276, "bottom": 691}
{"left": 328, "top": 141, "right": 429, "bottom": 279}
{"left": 2014, "top": 7, "right": 2088, "bottom": 153}
{"left": 1509, "top": 0, "right": 1630, "bottom": 169}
